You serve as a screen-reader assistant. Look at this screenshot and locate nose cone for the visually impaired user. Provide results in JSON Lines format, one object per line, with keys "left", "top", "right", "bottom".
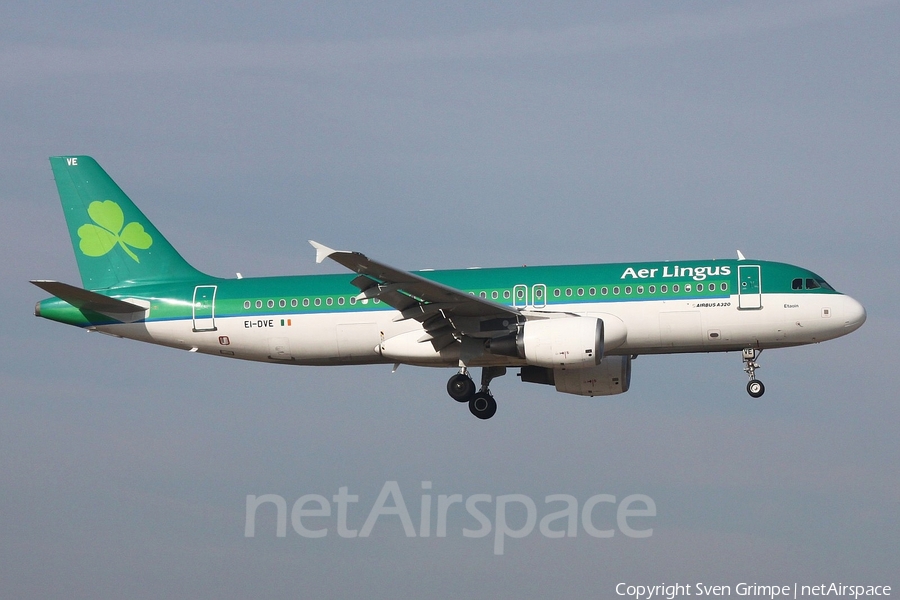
{"left": 842, "top": 296, "right": 866, "bottom": 332}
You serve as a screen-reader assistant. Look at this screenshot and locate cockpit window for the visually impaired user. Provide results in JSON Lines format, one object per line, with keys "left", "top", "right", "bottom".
{"left": 797, "top": 276, "right": 835, "bottom": 291}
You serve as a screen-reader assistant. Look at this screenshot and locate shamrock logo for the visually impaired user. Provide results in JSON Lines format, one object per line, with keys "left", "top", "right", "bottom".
{"left": 77, "top": 200, "right": 153, "bottom": 263}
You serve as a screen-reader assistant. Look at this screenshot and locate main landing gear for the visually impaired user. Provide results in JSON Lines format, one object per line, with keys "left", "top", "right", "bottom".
{"left": 742, "top": 347, "right": 765, "bottom": 398}
{"left": 447, "top": 366, "right": 506, "bottom": 420}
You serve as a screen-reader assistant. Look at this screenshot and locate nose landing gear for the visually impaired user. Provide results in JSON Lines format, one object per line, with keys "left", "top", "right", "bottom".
{"left": 743, "top": 348, "right": 765, "bottom": 398}
{"left": 446, "top": 366, "right": 505, "bottom": 419}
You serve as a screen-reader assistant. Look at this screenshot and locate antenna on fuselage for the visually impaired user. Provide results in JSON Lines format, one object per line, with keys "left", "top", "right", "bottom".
{"left": 736, "top": 250, "right": 746, "bottom": 261}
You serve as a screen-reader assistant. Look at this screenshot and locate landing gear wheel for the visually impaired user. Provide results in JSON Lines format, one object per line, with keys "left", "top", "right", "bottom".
{"left": 742, "top": 348, "right": 765, "bottom": 398}
{"left": 747, "top": 379, "right": 765, "bottom": 398}
{"left": 447, "top": 373, "right": 475, "bottom": 403}
{"left": 469, "top": 392, "right": 497, "bottom": 420}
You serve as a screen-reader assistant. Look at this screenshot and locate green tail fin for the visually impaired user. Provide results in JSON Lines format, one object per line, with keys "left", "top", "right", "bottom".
{"left": 50, "top": 156, "right": 205, "bottom": 290}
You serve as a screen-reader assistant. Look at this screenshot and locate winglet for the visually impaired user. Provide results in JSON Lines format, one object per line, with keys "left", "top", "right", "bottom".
{"left": 309, "top": 240, "right": 337, "bottom": 264}
{"left": 736, "top": 250, "right": 746, "bottom": 261}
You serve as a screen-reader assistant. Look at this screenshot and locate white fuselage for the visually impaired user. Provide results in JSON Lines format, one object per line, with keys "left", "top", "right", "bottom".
{"left": 98, "top": 290, "right": 866, "bottom": 368}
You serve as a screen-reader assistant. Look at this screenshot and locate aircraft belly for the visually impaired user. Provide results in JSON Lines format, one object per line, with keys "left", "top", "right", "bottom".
{"left": 131, "top": 313, "right": 431, "bottom": 365}
{"left": 336, "top": 322, "right": 381, "bottom": 359}
{"left": 280, "top": 313, "right": 394, "bottom": 363}
{"left": 132, "top": 319, "right": 198, "bottom": 350}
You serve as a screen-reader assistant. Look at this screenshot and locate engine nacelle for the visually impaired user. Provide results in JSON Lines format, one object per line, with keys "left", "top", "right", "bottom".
{"left": 489, "top": 316, "right": 603, "bottom": 368}
{"left": 520, "top": 355, "right": 632, "bottom": 396}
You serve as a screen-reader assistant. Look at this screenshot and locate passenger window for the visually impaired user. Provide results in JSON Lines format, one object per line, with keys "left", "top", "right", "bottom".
{"left": 303, "top": 298, "right": 310, "bottom": 307}
{"left": 613, "top": 286, "right": 620, "bottom": 295}
{"left": 267, "top": 300, "right": 275, "bottom": 309}
{"left": 577, "top": 288, "right": 584, "bottom": 296}
{"left": 720, "top": 283, "right": 727, "bottom": 291}
{"left": 601, "top": 287, "right": 608, "bottom": 295}
{"left": 535, "top": 288, "right": 543, "bottom": 298}
{"left": 673, "top": 284, "right": 680, "bottom": 293}
{"left": 314, "top": 298, "right": 321, "bottom": 306}
{"left": 565, "top": 288, "right": 572, "bottom": 297}
{"left": 255, "top": 300, "right": 263, "bottom": 309}
{"left": 492, "top": 291, "right": 499, "bottom": 300}
{"left": 504, "top": 290, "right": 511, "bottom": 299}
{"left": 326, "top": 297, "right": 333, "bottom": 306}
{"left": 661, "top": 285, "right": 667, "bottom": 293}
{"left": 792, "top": 278, "right": 803, "bottom": 290}
{"left": 479, "top": 291, "right": 487, "bottom": 298}
{"left": 349, "top": 297, "right": 357, "bottom": 305}
{"left": 243, "top": 301, "right": 251, "bottom": 310}
{"left": 553, "top": 289, "right": 560, "bottom": 298}
{"left": 625, "top": 286, "right": 632, "bottom": 295}
{"left": 338, "top": 297, "right": 345, "bottom": 305}
{"left": 291, "top": 299, "right": 298, "bottom": 308}
{"left": 697, "top": 283, "right": 703, "bottom": 292}
{"left": 685, "top": 284, "right": 691, "bottom": 292}
{"left": 637, "top": 285, "right": 643, "bottom": 294}
{"left": 649, "top": 285, "right": 655, "bottom": 293}
{"left": 279, "top": 299, "right": 286, "bottom": 308}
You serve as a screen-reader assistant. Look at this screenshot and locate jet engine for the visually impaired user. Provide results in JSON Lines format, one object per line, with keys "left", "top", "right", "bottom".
{"left": 487, "top": 316, "right": 603, "bottom": 368}
{"left": 519, "top": 355, "right": 632, "bottom": 396}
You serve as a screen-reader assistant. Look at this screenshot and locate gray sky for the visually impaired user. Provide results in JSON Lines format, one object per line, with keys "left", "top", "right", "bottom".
{"left": 2, "top": 1, "right": 898, "bottom": 597}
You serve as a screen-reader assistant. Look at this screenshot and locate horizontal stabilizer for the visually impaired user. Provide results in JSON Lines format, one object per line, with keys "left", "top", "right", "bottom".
{"left": 31, "top": 280, "right": 145, "bottom": 314}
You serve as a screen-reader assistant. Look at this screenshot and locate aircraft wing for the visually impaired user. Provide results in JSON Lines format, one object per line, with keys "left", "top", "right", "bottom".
{"left": 310, "top": 241, "right": 521, "bottom": 349}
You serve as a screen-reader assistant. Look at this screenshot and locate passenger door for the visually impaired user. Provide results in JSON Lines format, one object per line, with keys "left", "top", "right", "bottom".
{"left": 738, "top": 265, "right": 762, "bottom": 309}
{"left": 192, "top": 285, "right": 217, "bottom": 331}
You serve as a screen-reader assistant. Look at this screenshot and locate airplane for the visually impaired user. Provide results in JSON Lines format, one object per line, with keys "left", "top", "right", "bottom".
{"left": 33, "top": 156, "right": 867, "bottom": 419}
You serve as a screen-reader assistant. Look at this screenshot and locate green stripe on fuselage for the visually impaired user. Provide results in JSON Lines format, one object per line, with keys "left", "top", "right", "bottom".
{"left": 36, "top": 259, "right": 839, "bottom": 328}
